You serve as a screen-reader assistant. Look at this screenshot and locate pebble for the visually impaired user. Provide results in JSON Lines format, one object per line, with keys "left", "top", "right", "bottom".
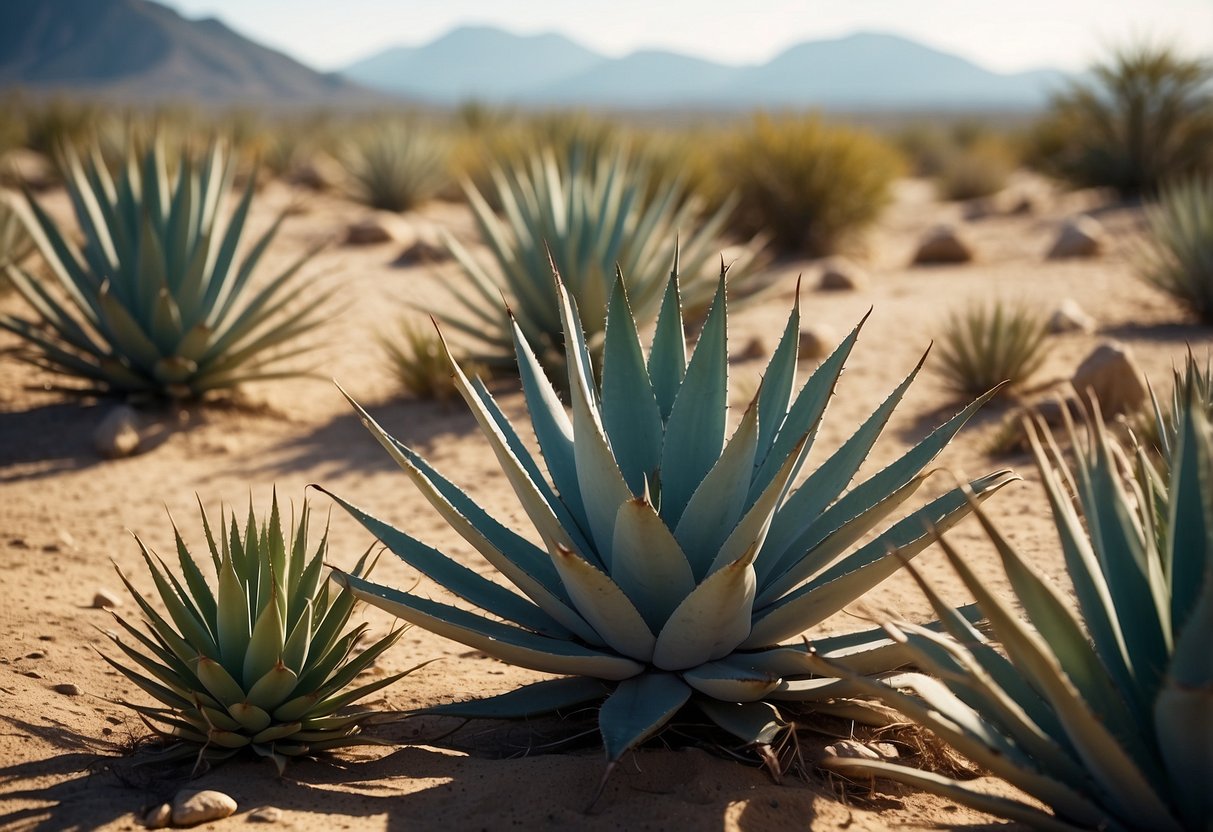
{"left": 171, "top": 789, "right": 237, "bottom": 827}
{"left": 92, "top": 588, "right": 123, "bottom": 609}
{"left": 1047, "top": 215, "right": 1105, "bottom": 259}
{"left": 345, "top": 217, "right": 394, "bottom": 245}
{"left": 911, "top": 223, "right": 974, "bottom": 264}
{"left": 93, "top": 405, "right": 141, "bottom": 459}
{"left": 1048, "top": 298, "right": 1097, "bottom": 334}
{"left": 51, "top": 683, "right": 80, "bottom": 696}
{"left": 248, "top": 806, "right": 282, "bottom": 823}
{"left": 142, "top": 803, "right": 171, "bottom": 829}
{"left": 24, "top": 651, "right": 45, "bottom": 659}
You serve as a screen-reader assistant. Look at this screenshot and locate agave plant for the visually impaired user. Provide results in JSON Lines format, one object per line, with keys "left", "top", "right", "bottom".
{"left": 433, "top": 148, "right": 760, "bottom": 367}
{"left": 0, "top": 139, "right": 327, "bottom": 399}
{"left": 1143, "top": 351, "right": 1213, "bottom": 463}
{"left": 815, "top": 400, "right": 1213, "bottom": 831}
{"left": 934, "top": 300, "right": 1048, "bottom": 398}
{"left": 1140, "top": 177, "right": 1213, "bottom": 323}
{"left": 101, "top": 492, "right": 412, "bottom": 774}
{"left": 381, "top": 317, "right": 487, "bottom": 402}
{"left": 323, "top": 261, "right": 1015, "bottom": 779}
{"left": 0, "top": 191, "right": 34, "bottom": 269}
{"left": 343, "top": 123, "right": 450, "bottom": 212}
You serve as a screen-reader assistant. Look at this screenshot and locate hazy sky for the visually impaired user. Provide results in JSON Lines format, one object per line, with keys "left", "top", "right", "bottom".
{"left": 165, "top": 0, "right": 1213, "bottom": 74}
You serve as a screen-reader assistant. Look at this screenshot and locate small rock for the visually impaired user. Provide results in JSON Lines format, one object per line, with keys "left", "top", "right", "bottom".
{"left": 171, "top": 790, "right": 237, "bottom": 827}
{"left": 798, "top": 326, "right": 838, "bottom": 360}
{"left": 344, "top": 217, "right": 394, "bottom": 245}
{"left": 1071, "top": 341, "right": 1148, "bottom": 417}
{"left": 391, "top": 239, "right": 449, "bottom": 267}
{"left": 735, "top": 336, "right": 767, "bottom": 362}
{"left": 912, "top": 223, "right": 974, "bottom": 264}
{"left": 21, "top": 670, "right": 42, "bottom": 679}
{"left": 24, "top": 650, "right": 45, "bottom": 659}
{"left": 92, "top": 588, "right": 123, "bottom": 609}
{"left": 142, "top": 803, "right": 171, "bottom": 829}
{"left": 817, "top": 257, "right": 867, "bottom": 291}
{"left": 93, "top": 406, "right": 141, "bottom": 459}
{"left": 1047, "top": 216, "right": 1105, "bottom": 259}
{"left": 248, "top": 806, "right": 282, "bottom": 823}
{"left": 1048, "top": 298, "right": 1097, "bottom": 334}
{"left": 51, "top": 683, "right": 81, "bottom": 696}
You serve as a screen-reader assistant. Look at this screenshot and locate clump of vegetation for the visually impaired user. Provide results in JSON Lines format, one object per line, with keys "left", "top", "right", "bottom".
{"left": 934, "top": 301, "right": 1048, "bottom": 397}
{"left": 936, "top": 138, "right": 1015, "bottom": 201}
{"left": 344, "top": 123, "right": 451, "bottom": 212}
{"left": 714, "top": 115, "right": 902, "bottom": 256}
{"left": 380, "top": 318, "right": 488, "bottom": 402}
{"left": 103, "top": 492, "right": 413, "bottom": 773}
{"left": 1139, "top": 177, "right": 1213, "bottom": 321}
{"left": 324, "top": 265, "right": 1013, "bottom": 787}
{"left": 818, "top": 398, "right": 1213, "bottom": 832}
{"left": 1142, "top": 351, "right": 1213, "bottom": 463}
{"left": 1028, "top": 44, "right": 1213, "bottom": 196}
{"left": 0, "top": 138, "right": 327, "bottom": 400}
{"left": 434, "top": 148, "right": 759, "bottom": 367}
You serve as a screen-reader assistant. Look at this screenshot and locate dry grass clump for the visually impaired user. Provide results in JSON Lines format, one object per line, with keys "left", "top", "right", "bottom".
{"left": 1027, "top": 43, "right": 1213, "bottom": 197}
{"left": 935, "top": 138, "right": 1016, "bottom": 201}
{"left": 1139, "top": 177, "right": 1213, "bottom": 321}
{"left": 934, "top": 301, "right": 1048, "bottom": 397}
{"left": 343, "top": 122, "right": 451, "bottom": 212}
{"left": 714, "top": 115, "right": 901, "bottom": 256}
{"left": 381, "top": 318, "right": 488, "bottom": 402}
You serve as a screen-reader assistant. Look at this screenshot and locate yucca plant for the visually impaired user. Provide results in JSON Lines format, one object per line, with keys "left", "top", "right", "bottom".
{"left": 0, "top": 138, "right": 327, "bottom": 399}
{"left": 343, "top": 123, "right": 450, "bottom": 212}
{"left": 101, "top": 492, "right": 412, "bottom": 774}
{"left": 1139, "top": 178, "right": 1213, "bottom": 322}
{"left": 815, "top": 399, "right": 1213, "bottom": 831}
{"left": 434, "top": 149, "right": 759, "bottom": 368}
{"left": 934, "top": 301, "right": 1048, "bottom": 398}
{"left": 322, "top": 262, "right": 1015, "bottom": 782}
{"left": 1031, "top": 44, "right": 1213, "bottom": 197}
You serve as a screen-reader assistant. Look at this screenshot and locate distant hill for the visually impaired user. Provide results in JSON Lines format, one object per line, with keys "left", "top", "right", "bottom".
{"left": 344, "top": 25, "right": 603, "bottom": 101}
{"left": 345, "top": 27, "right": 1068, "bottom": 110}
{"left": 0, "top": 0, "right": 377, "bottom": 105}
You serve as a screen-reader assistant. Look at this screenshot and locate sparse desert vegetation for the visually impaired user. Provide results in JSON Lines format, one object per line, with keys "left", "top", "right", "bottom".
{"left": 4, "top": 13, "right": 1213, "bottom": 832}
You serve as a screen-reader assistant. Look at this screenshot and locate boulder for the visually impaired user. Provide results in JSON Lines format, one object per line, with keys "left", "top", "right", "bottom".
{"left": 912, "top": 224, "right": 974, "bottom": 264}
{"left": 1047, "top": 216, "right": 1105, "bottom": 259}
{"left": 1071, "top": 341, "right": 1148, "bottom": 417}
{"left": 1048, "top": 298, "right": 1097, "bottom": 334}
{"left": 817, "top": 257, "right": 867, "bottom": 291}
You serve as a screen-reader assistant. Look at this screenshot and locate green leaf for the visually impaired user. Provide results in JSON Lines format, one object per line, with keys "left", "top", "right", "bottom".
{"left": 427, "top": 676, "right": 611, "bottom": 719}
{"left": 599, "top": 672, "right": 691, "bottom": 763}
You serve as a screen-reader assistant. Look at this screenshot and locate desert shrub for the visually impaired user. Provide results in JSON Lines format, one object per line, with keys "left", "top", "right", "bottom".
{"left": 936, "top": 138, "right": 1015, "bottom": 201}
{"left": 343, "top": 123, "right": 451, "bottom": 212}
{"left": 0, "top": 138, "right": 327, "bottom": 399}
{"left": 714, "top": 115, "right": 901, "bottom": 256}
{"left": 325, "top": 266, "right": 1013, "bottom": 785}
{"left": 380, "top": 318, "right": 488, "bottom": 401}
{"left": 433, "top": 148, "right": 760, "bottom": 367}
{"left": 1029, "top": 44, "right": 1213, "bottom": 196}
{"left": 819, "top": 398, "right": 1213, "bottom": 832}
{"left": 1139, "top": 177, "right": 1213, "bottom": 321}
{"left": 934, "top": 301, "right": 1047, "bottom": 397}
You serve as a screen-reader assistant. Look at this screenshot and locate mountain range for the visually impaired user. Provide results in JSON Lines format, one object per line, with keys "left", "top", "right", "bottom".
{"left": 0, "top": 0, "right": 1067, "bottom": 110}
{"left": 0, "top": 0, "right": 373, "bottom": 105}
{"left": 344, "top": 26, "right": 1068, "bottom": 110}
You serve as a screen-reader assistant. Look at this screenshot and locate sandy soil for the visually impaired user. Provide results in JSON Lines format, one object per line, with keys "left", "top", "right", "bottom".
{"left": 1, "top": 173, "right": 1207, "bottom": 831}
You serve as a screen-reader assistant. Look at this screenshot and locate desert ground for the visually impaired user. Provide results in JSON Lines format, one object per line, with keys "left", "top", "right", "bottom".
{"left": 1, "top": 171, "right": 1205, "bottom": 831}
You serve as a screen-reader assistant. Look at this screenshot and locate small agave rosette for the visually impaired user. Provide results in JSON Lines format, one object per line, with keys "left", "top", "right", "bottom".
{"left": 102, "top": 494, "right": 411, "bottom": 772}
{"left": 328, "top": 262, "right": 1014, "bottom": 766}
